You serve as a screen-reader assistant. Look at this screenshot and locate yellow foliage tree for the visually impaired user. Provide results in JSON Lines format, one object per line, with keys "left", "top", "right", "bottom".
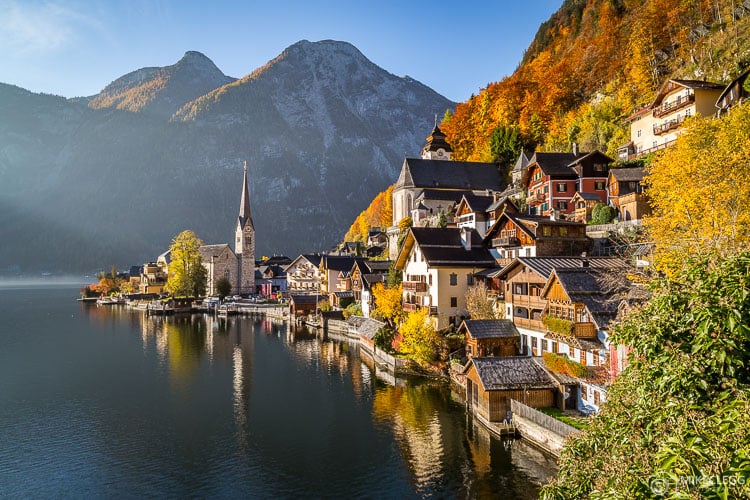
{"left": 371, "top": 282, "right": 404, "bottom": 327}
{"left": 399, "top": 308, "right": 442, "bottom": 366}
{"left": 344, "top": 185, "right": 394, "bottom": 242}
{"left": 645, "top": 103, "right": 750, "bottom": 275}
{"left": 165, "top": 230, "right": 207, "bottom": 297}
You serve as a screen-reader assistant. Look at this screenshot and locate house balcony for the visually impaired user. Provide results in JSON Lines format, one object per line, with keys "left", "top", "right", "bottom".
{"left": 653, "top": 116, "right": 685, "bottom": 135}
{"left": 403, "top": 302, "right": 421, "bottom": 312}
{"left": 573, "top": 322, "right": 598, "bottom": 338}
{"left": 653, "top": 93, "right": 694, "bottom": 118}
{"left": 528, "top": 192, "right": 546, "bottom": 204}
{"left": 492, "top": 236, "right": 521, "bottom": 248}
{"left": 512, "top": 295, "right": 546, "bottom": 311}
{"left": 403, "top": 281, "right": 428, "bottom": 293}
{"left": 513, "top": 317, "right": 544, "bottom": 332}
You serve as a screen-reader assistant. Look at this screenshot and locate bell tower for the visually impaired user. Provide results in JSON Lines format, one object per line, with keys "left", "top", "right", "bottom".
{"left": 420, "top": 116, "right": 453, "bottom": 160}
{"left": 235, "top": 161, "right": 255, "bottom": 295}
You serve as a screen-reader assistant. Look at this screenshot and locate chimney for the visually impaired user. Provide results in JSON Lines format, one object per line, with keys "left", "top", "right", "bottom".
{"left": 572, "top": 142, "right": 578, "bottom": 156}
{"left": 460, "top": 227, "right": 472, "bottom": 250}
{"left": 581, "top": 251, "right": 589, "bottom": 267}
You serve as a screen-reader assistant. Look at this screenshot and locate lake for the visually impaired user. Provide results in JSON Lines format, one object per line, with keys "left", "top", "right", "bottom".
{"left": 0, "top": 285, "right": 556, "bottom": 498}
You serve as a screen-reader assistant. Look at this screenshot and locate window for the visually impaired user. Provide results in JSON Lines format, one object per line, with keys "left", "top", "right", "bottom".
{"left": 594, "top": 181, "right": 606, "bottom": 190}
{"left": 544, "top": 185, "right": 549, "bottom": 193}
{"left": 428, "top": 274, "right": 433, "bottom": 286}
{"left": 542, "top": 226, "right": 551, "bottom": 237}
{"left": 636, "top": 129, "right": 642, "bottom": 138}
{"left": 466, "top": 274, "right": 473, "bottom": 286}
{"left": 594, "top": 390, "right": 601, "bottom": 406}
{"left": 582, "top": 385, "right": 588, "bottom": 400}
{"left": 542, "top": 339, "right": 548, "bottom": 351}
{"left": 593, "top": 350, "right": 600, "bottom": 365}
{"left": 557, "top": 201, "right": 568, "bottom": 210}
{"left": 556, "top": 183, "right": 567, "bottom": 192}
{"left": 593, "top": 163, "right": 605, "bottom": 172}
{"left": 450, "top": 297, "right": 458, "bottom": 307}
{"left": 449, "top": 273, "right": 457, "bottom": 286}
{"left": 532, "top": 337, "right": 538, "bottom": 348}
{"left": 559, "top": 226, "right": 568, "bottom": 236}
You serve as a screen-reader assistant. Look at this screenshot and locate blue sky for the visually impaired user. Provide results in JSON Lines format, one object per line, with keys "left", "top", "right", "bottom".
{"left": 0, "top": 0, "right": 561, "bottom": 103}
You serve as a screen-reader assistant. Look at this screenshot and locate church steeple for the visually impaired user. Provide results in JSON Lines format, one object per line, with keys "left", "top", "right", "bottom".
{"left": 420, "top": 118, "right": 453, "bottom": 160}
{"left": 238, "top": 161, "right": 254, "bottom": 230}
{"left": 235, "top": 161, "right": 255, "bottom": 295}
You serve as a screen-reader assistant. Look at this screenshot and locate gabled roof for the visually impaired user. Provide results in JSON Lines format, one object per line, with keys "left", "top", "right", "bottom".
{"left": 289, "top": 293, "right": 326, "bottom": 304}
{"left": 347, "top": 316, "right": 385, "bottom": 340}
{"left": 541, "top": 267, "right": 629, "bottom": 330}
{"left": 458, "top": 319, "right": 520, "bottom": 339}
{"left": 653, "top": 78, "right": 724, "bottom": 106}
{"left": 716, "top": 67, "right": 750, "bottom": 108}
{"left": 396, "top": 227, "right": 496, "bottom": 269}
{"left": 567, "top": 150, "right": 614, "bottom": 167}
{"left": 285, "top": 253, "right": 322, "bottom": 272}
{"left": 466, "top": 357, "right": 558, "bottom": 391}
{"left": 414, "top": 189, "right": 468, "bottom": 203}
{"left": 395, "top": 158, "right": 503, "bottom": 191}
{"left": 487, "top": 194, "right": 519, "bottom": 214}
{"left": 483, "top": 211, "right": 589, "bottom": 246}
{"left": 199, "top": 243, "right": 233, "bottom": 261}
{"left": 456, "top": 192, "right": 495, "bottom": 214}
{"left": 609, "top": 167, "right": 645, "bottom": 183}
{"left": 571, "top": 192, "right": 602, "bottom": 202}
{"left": 364, "top": 260, "right": 391, "bottom": 273}
{"left": 321, "top": 255, "right": 368, "bottom": 273}
{"left": 524, "top": 152, "right": 580, "bottom": 183}
{"left": 493, "top": 256, "right": 629, "bottom": 281}
{"left": 361, "top": 273, "right": 388, "bottom": 290}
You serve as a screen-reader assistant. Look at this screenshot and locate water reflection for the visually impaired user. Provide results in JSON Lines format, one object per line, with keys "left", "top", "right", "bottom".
{"left": 76, "top": 305, "right": 555, "bottom": 497}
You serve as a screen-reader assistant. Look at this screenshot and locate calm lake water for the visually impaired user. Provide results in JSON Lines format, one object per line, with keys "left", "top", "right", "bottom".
{"left": 0, "top": 285, "right": 556, "bottom": 498}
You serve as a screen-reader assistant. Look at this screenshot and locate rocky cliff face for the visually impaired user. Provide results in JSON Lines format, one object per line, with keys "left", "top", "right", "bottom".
{"left": 0, "top": 40, "right": 454, "bottom": 274}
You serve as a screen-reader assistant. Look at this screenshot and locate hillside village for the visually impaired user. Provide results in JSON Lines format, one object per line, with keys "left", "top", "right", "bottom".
{"left": 95, "top": 69, "right": 749, "bottom": 447}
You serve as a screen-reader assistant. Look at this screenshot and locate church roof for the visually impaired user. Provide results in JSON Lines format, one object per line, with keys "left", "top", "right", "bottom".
{"left": 395, "top": 158, "right": 503, "bottom": 191}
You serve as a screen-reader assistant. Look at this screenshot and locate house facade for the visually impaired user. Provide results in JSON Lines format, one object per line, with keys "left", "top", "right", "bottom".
{"left": 607, "top": 167, "right": 650, "bottom": 221}
{"left": 619, "top": 79, "right": 724, "bottom": 160}
{"left": 396, "top": 227, "right": 496, "bottom": 330}
{"left": 285, "top": 254, "right": 322, "bottom": 294}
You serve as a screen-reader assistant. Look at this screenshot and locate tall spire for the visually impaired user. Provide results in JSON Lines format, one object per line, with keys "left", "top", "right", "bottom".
{"left": 238, "top": 160, "right": 253, "bottom": 229}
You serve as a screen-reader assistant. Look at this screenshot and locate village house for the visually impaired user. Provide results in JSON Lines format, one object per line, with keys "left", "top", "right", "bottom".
{"left": 458, "top": 319, "right": 521, "bottom": 358}
{"left": 349, "top": 259, "right": 390, "bottom": 303}
{"left": 539, "top": 265, "right": 631, "bottom": 412}
{"left": 569, "top": 192, "right": 602, "bottom": 223}
{"left": 319, "top": 255, "right": 368, "bottom": 307}
{"left": 618, "top": 79, "right": 724, "bottom": 160}
{"left": 523, "top": 149, "right": 613, "bottom": 218}
{"left": 285, "top": 254, "right": 323, "bottom": 294}
{"left": 607, "top": 167, "right": 650, "bottom": 222}
{"left": 255, "top": 264, "right": 287, "bottom": 297}
{"left": 464, "top": 356, "right": 558, "bottom": 422}
{"left": 396, "top": 226, "right": 496, "bottom": 330}
{"left": 387, "top": 125, "right": 505, "bottom": 259}
{"left": 138, "top": 261, "right": 168, "bottom": 294}
{"left": 510, "top": 150, "right": 530, "bottom": 188}
{"left": 716, "top": 67, "right": 750, "bottom": 114}
{"left": 360, "top": 272, "right": 388, "bottom": 318}
{"left": 483, "top": 211, "right": 591, "bottom": 264}
{"left": 454, "top": 192, "right": 498, "bottom": 238}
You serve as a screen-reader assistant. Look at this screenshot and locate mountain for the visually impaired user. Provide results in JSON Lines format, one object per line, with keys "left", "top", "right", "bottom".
{"left": 0, "top": 40, "right": 454, "bottom": 275}
{"left": 88, "top": 50, "right": 236, "bottom": 117}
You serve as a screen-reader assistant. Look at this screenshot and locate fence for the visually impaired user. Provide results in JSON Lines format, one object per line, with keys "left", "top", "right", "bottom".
{"left": 586, "top": 219, "right": 643, "bottom": 234}
{"left": 511, "top": 399, "right": 579, "bottom": 438}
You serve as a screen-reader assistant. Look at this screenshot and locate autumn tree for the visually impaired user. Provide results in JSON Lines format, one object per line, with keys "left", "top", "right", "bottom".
{"left": 165, "top": 230, "right": 207, "bottom": 297}
{"left": 371, "top": 282, "right": 404, "bottom": 328}
{"left": 645, "top": 103, "right": 750, "bottom": 275}
{"left": 541, "top": 252, "right": 750, "bottom": 499}
{"left": 399, "top": 308, "right": 442, "bottom": 366}
{"left": 465, "top": 282, "right": 502, "bottom": 319}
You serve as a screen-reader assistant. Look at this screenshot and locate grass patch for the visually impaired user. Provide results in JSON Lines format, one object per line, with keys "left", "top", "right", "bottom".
{"left": 540, "top": 407, "right": 590, "bottom": 430}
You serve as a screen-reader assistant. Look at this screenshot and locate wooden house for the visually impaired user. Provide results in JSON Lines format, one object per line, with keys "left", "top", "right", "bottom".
{"left": 454, "top": 192, "right": 496, "bottom": 238}
{"left": 570, "top": 192, "right": 602, "bottom": 223}
{"left": 523, "top": 152, "right": 580, "bottom": 217}
{"left": 289, "top": 293, "right": 326, "bottom": 318}
{"left": 139, "top": 261, "right": 168, "bottom": 295}
{"left": 319, "top": 255, "right": 368, "bottom": 304}
{"left": 464, "top": 357, "right": 558, "bottom": 421}
{"left": 716, "top": 67, "right": 750, "bottom": 114}
{"left": 607, "top": 167, "right": 649, "bottom": 221}
{"left": 483, "top": 211, "right": 591, "bottom": 263}
{"left": 458, "top": 319, "right": 521, "bottom": 358}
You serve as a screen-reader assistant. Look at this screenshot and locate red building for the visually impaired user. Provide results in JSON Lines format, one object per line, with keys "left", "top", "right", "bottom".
{"left": 523, "top": 150, "right": 613, "bottom": 218}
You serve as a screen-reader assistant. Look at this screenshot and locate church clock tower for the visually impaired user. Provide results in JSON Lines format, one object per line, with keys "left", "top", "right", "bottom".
{"left": 235, "top": 161, "right": 255, "bottom": 295}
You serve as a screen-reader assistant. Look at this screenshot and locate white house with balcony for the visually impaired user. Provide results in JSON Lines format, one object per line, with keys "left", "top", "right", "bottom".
{"left": 619, "top": 79, "right": 724, "bottom": 160}
{"left": 395, "top": 226, "right": 497, "bottom": 330}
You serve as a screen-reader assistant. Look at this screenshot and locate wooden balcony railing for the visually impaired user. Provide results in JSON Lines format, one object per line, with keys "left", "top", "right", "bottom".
{"left": 653, "top": 116, "right": 685, "bottom": 135}
{"left": 653, "top": 93, "right": 694, "bottom": 118}
{"left": 403, "top": 281, "right": 428, "bottom": 293}
{"left": 511, "top": 295, "right": 546, "bottom": 311}
{"left": 573, "top": 322, "right": 598, "bottom": 338}
{"left": 492, "top": 236, "right": 521, "bottom": 248}
{"left": 403, "top": 303, "right": 421, "bottom": 312}
{"left": 528, "top": 192, "right": 546, "bottom": 204}
{"left": 512, "top": 317, "right": 545, "bottom": 331}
